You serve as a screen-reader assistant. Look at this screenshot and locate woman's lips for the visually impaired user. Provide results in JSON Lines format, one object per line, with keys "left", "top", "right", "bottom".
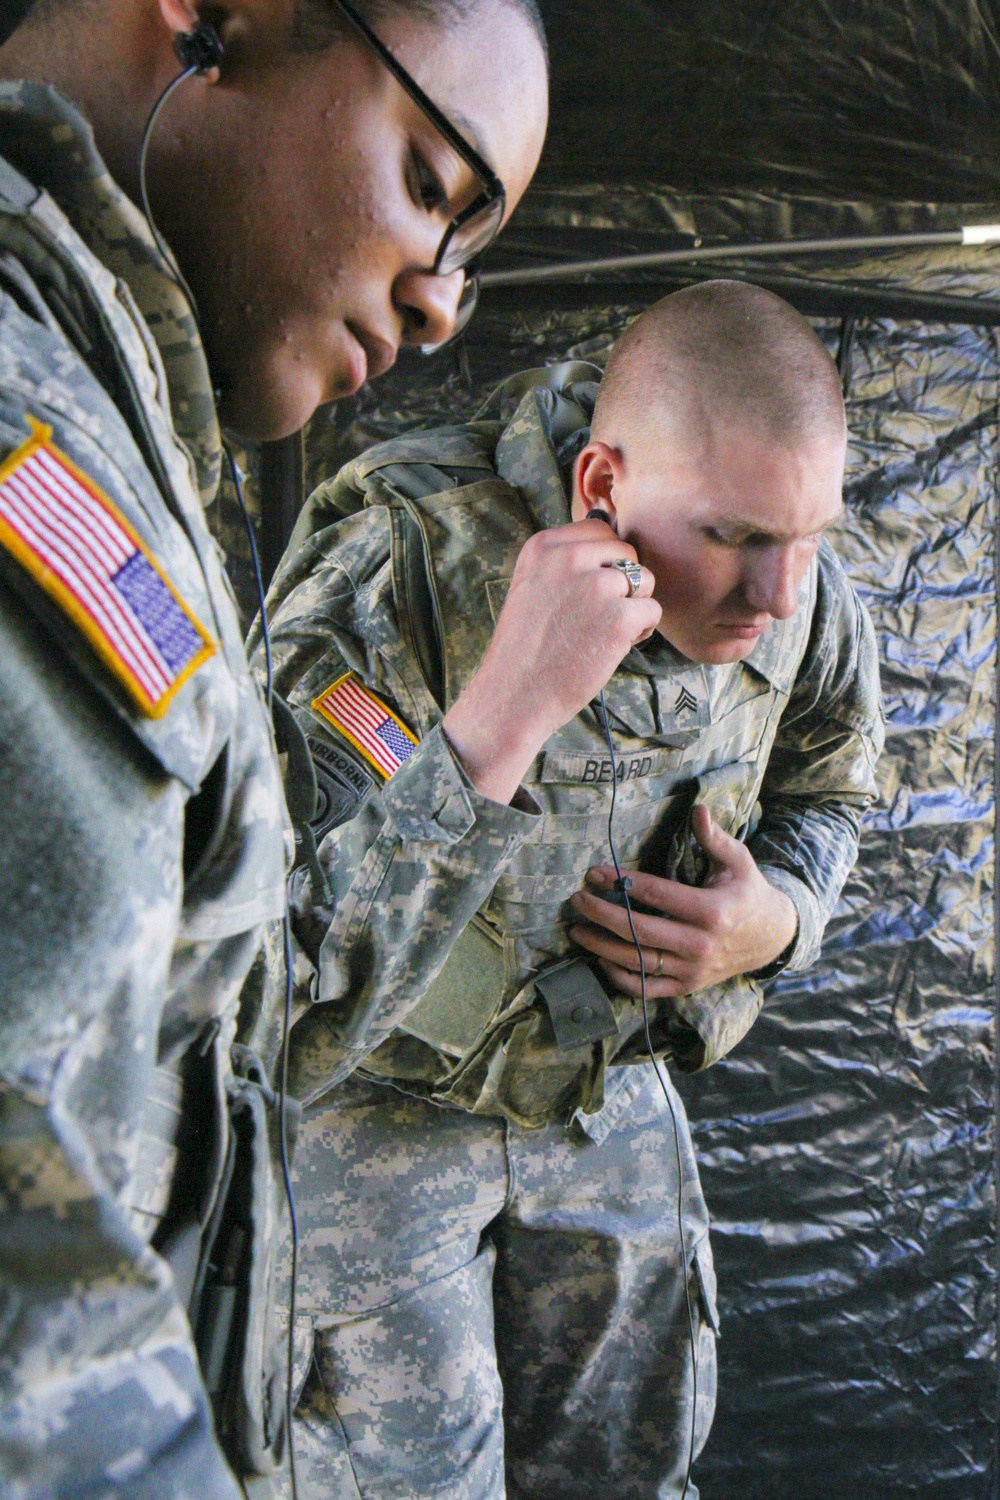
{"left": 342, "top": 326, "right": 369, "bottom": 395}
{"left": 342, "top": 322, "right": 396, "bottom": 395}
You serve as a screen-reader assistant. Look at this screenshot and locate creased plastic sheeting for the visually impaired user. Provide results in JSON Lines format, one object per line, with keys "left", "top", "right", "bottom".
{"left": 533, "top": 0, "right": 1000, "bottom": 202}
{"left": 302, "top": 195, "right": 997, "bottom": 1497}
{"left": 678, "top": 306, "right": 998, "bottom": 1497}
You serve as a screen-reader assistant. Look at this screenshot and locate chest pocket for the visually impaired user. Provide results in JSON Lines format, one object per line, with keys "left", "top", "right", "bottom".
{"left": 662, "top": 760, "right": 758, "bottom": 887}
{"left": 672, "top": 673, "right": 777, "bottom": 768}
{"left": 667, "top": 680, "right": 789, "bottom": 866}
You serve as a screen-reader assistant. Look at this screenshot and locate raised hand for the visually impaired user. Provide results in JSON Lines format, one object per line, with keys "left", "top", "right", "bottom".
{"left": 441, "top": 518, "right": 661, "bottom": 804}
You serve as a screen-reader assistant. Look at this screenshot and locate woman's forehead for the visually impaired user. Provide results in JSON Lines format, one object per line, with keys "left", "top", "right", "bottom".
{"left": 375, "top": 2, "right": 548, "bottom": 187}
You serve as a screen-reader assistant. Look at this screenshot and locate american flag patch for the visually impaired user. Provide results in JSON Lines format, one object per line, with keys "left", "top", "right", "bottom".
{"left": 0, "top": 419, "right": 215, "bottom": 718}
{"left": 311, "top": 671, "right": 418, "bottom": 780}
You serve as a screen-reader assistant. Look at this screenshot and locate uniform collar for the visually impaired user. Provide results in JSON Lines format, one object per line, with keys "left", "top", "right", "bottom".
{"left": 492, "top": 366, "right": 599, "bottom": 532}
{"left": 488, "top": 365, "right": 809, "bottom": 703}
{"left": 0, "top": 81, "right": 222, "bottom": 505}
{"left": 626, "top": 615, "right": 797, "bottom": 692}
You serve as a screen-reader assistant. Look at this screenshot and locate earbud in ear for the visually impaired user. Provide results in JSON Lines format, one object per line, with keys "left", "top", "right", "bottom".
{"left": 173, "top": 18, "right": 224, "bottom": 73}
{"left": 588, "top": 508, "right": 614, "bottom": 526}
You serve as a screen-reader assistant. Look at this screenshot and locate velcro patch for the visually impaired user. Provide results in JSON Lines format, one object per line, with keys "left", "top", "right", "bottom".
{"left": 311, "top": 671, "right": 418, "bottom": 780}
{"left": 0, "top": 418, "right": 215, "bottom": 717}
{"left": 308, "top": 735, "right": 375, "bottom": 840}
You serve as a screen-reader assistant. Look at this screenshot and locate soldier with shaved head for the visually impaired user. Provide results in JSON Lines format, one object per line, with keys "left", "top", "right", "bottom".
{"left": 256, "top": 281, "right": 884, "bottom": 1497}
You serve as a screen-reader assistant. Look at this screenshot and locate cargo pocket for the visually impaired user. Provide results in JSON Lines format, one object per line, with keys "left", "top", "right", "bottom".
{"left": 692, "top": 1237, "right": 721, "bottom": 1338}
{"left": 689, "top": 1236, "right": 720, "bottom": 1458}
{"left": 190, "top": 1045, "right": 301, "bottom": 1479}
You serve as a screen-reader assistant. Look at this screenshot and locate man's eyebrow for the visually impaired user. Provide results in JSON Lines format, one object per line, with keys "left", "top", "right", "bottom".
{"left": 712, "top": 505, "right": 845, "bottom": 541}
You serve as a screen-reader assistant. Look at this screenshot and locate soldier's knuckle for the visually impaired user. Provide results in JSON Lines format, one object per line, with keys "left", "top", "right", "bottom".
{"left": 690, "top": 929, "right": 711, "bottom": 959}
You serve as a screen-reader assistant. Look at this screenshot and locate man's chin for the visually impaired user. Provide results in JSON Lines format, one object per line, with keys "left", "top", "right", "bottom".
{"left": 706, "top": 642, "right": 758, "bottom": 663}
{"left": 669, "top": 634, "right": 760, "bottom": 665}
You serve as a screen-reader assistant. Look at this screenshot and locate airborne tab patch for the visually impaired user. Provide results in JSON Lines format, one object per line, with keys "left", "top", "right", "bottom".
{"left": 0, "top": 418, "right": 215, "bottom": 717}
{"left": 311, "top": 671, "right": 418, "bottom": 780}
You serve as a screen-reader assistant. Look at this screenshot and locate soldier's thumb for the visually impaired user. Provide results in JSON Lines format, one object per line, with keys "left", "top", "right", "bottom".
{"left": 691, "top": 805, "right": 742, "bottom": 869}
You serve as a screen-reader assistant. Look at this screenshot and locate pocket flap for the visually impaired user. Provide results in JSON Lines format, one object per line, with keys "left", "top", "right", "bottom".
{"left": 399, "top": 916, "right": 508, "bottom": 1058}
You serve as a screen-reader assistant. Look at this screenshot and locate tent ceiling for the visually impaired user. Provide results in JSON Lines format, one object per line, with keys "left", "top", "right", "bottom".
{"left": 532, "top": 0, "right": 1000, "bottom": 202}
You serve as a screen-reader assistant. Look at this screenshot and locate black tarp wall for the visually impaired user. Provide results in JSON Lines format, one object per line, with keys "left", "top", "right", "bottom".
{"left": 276, "top": 4, "right": 1000, "bottom": 1494}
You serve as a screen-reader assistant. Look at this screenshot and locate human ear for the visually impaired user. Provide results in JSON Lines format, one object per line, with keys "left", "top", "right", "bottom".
{"left": 572, "top": 441, "right": 621, "bottom": 529}
{"left": 155, "top": 0, "right": 225, "bottom": 81}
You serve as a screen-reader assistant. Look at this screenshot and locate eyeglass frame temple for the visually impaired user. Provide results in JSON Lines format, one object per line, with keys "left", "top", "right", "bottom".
{"left": 327, "top": 0, "right": 506, "bottom": 249}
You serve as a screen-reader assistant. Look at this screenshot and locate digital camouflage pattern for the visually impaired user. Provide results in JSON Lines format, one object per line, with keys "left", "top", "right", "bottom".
{"left": 253, "top": 363, "right": 882, "bottom": 1495}
{"left": 0, "top": 84, "right": 290, "bottom": 1497}
{"left": 280, "top": 1067, "right": 718, "bottom": 1500}
{"left": 258, "top": 365, "right": 884, "bottom": 1124}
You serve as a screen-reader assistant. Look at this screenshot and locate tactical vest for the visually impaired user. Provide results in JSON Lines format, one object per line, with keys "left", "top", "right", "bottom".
{"left": 0, "top": 136, "right": 289, "bottom": 1476}
{"left": 301, "top": 366, "right": 817, "bottom": 1128}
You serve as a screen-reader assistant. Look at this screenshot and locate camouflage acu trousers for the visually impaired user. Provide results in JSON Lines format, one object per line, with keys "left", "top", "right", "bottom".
{"left": 284, "top": 1066, "right": 718, "bottom": 1499}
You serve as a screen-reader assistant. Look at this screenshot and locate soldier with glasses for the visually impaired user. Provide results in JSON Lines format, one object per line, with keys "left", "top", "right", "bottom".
{"left": 0, "top": 0, "right": 547, "bottom": 1494}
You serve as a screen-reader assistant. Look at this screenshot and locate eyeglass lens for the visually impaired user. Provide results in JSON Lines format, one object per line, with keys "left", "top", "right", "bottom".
{"left": 436, "top": 196, "right": 506, "bottom": 277}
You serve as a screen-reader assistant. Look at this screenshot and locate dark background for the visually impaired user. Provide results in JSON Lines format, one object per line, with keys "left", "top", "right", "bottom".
{"left": 2, "top": 0, "right": 996, "bottom": 1491}
{"left": 293, "top": 3, "right": 1000, "bottom": 1494}
{"left": 532, "top": 0, "right": 1000, "bottom": 201}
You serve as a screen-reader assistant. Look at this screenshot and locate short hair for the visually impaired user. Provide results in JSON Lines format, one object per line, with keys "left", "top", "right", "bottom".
{"left": 592, "top": 280, "right": 846, "bottom": 457}
{"left": 291, "top": 0, "right": 548, "bottom": 71}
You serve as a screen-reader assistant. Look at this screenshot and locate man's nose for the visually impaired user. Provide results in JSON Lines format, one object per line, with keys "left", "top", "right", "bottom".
{"left": 745, "top": 545, "right": 801, "bottom": 620}
{"left": 395, "top": 266, "right": 465, "bottom": 349}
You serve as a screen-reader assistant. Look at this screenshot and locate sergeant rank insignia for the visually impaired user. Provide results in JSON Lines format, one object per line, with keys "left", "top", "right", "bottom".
{"left": 0, "top": 418, "right": 215, "bottom": 718}
{"left": 312, "top": 671, "right": 418, "bottom": 779}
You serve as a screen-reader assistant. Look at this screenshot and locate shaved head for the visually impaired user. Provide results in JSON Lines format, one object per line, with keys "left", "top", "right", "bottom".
{"left": 592, "top": 279, "right": 846, "bottom": 461}
{"left": 573, "top": 280, "right": 847, "bottom": 665}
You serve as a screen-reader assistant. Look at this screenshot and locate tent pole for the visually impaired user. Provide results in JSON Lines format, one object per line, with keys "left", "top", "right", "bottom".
{"left": 480, "top": 227, "right": 1000, "bottom": 289}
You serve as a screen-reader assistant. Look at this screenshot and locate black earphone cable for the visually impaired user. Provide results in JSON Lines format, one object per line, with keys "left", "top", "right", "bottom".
{"left": 598, "top": 689, "right": 698, "bottom": 1499}
{"left": 137, "top": 66, "right": 203, "bottom": 319}
{"left": 226, "top": 447, "right": 299, "bottom": 1500}
{"left": 139, "top": 44, "right": 298, "bottom": 1495}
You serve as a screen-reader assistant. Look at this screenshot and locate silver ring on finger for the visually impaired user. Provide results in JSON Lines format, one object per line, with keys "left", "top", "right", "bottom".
{"left": 654, "top": 950, "right": 664, "bottom": 977}
{"left": 612, "top": 558, "right": 643, "bottom": 598}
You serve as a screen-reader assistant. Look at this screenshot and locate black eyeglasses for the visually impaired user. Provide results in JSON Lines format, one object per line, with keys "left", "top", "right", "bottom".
{"left": 328, "top": 0, "right": 506, "bottom": 299}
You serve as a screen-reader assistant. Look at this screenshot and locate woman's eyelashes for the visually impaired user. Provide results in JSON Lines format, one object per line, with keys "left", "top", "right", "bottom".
{"left": 411, "top": 149, "right": 449, "bottom": 212}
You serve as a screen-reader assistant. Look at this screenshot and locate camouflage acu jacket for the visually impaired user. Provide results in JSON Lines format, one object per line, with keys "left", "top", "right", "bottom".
{"left": 259, "top": 365, "right": 883, "bottom": 1130}
{"left": 0, "top": 85, "right": 290, "bottom": 1495}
